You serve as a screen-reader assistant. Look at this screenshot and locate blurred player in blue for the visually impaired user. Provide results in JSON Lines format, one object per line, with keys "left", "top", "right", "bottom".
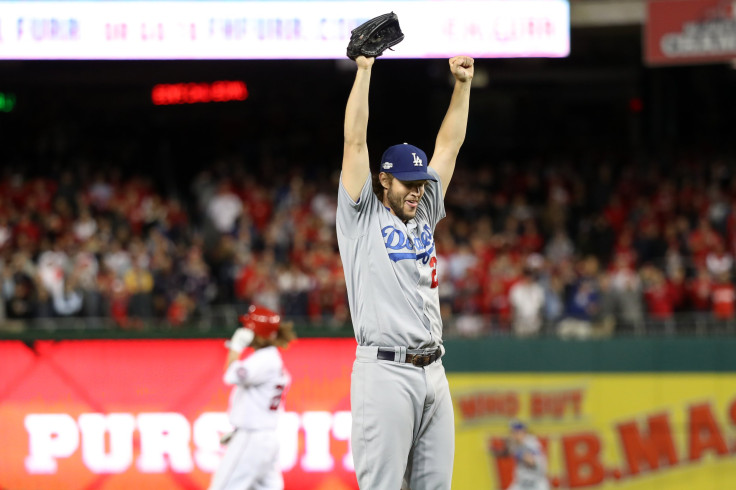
{"left": 494, "top": 420, "right": 549, "bottom": 490}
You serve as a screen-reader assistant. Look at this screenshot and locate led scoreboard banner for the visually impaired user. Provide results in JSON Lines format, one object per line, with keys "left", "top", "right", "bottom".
{"left": 151, "top": 80, "right": 248, "bottom": 105}
{"left": 0, "top": 0, "right": 570, "bottom": 60}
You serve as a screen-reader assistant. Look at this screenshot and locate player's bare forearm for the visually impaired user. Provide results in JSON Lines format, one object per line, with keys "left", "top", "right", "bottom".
{"left": 435, "top": 81, "right": 471, "bottom": 154}
{"left": 344, "top": 58, "right": 372, "bottom": 145}
{"left": 431, "top": 80, "right": 471, "bottom": 195}
{"left": 342, "top": 57, "right": 374, "bottom": 201}
{"left": 430, "top": 56, "right": 473, "bottom": 197}
{"left": 225, "top": 349, "right": 239, "bottom": 371}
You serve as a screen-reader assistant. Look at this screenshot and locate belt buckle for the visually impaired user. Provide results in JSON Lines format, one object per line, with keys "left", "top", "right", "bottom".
{"left": 411, "top": 354, "right": 431, "bottom": 367}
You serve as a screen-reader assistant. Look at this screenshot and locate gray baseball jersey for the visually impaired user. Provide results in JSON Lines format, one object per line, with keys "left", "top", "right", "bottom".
{"left": 337, "top": 168, "right": 455, "bottom": 489}
{"left": 336, "top": 167, "right": 446, "bottom": 349}
{"left": 510, "top": 435, "right": 549, "bottom": 490}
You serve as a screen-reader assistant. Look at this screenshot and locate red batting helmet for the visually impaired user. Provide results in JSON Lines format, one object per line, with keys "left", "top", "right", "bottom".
{"left": 239, "top": 305, "right": 280, "bottom": 340}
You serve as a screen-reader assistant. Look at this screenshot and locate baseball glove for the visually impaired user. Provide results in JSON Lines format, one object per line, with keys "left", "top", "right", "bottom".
{"left": 346, "top": 12, "right": 404, "bottom": 60}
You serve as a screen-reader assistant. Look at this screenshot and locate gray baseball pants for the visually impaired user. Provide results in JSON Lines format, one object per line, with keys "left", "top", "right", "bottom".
{"left": 351, "top": 345, "right": 455, "bottom": 489}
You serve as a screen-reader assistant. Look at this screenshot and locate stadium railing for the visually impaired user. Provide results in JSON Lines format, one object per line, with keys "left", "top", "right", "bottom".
{"left": 1, "top": 306, "right": 735, "bottom": 341}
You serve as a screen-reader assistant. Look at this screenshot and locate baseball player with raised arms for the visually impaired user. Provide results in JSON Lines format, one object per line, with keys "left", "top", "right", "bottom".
{"left": 208, "top": 305, "right": 296, "bottom": 490}
{"left": 337, "top": 54, "right": 473, "bottom": 489}
{"left": 493, "top": 420, "right": 549, "bottom": 490}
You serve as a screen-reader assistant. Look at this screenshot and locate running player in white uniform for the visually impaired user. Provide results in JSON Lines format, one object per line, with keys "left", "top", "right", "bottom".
{"left": 337, "top": 55, "right": 473, "bottom": 489}
{"left": 208, "top": 305, "right": 296, "bottom": 490}
{"left": 494, "top": 421, "right": 549, "bottom": 490}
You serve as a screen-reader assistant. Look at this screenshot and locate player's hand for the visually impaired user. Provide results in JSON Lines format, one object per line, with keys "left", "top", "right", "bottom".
{"left": 449, "top": 56, "right": 474, "bottom": 83}
{"left": 356, "top": 55, "right": 375, "bottom": 70}
{"left": 522, "top": 451, "right": 536, "bottom": 467}
{"left": 227, "top": 328, "right": 255, "bottom": 354}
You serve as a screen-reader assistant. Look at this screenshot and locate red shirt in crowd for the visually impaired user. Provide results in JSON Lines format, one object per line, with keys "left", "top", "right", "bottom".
{"left": 711, "top": 282, "right": 736, "bottom": 319}
{"left": 245, "top": 189, "right": 273, "bottom": 232}
{"left": 13, "top": 215, "right": 41, "bottom": 245}
{"left": 686, "top": 271, "right": 713, "bottom": 311}
{"left": 688, "top": 219, "right": 723, "bottom": 268}
{"left": 603, "top": 196, "right": 628, "bottom": 235}
{"left": 644, "top": 282, "right": 674, "bottom": 319}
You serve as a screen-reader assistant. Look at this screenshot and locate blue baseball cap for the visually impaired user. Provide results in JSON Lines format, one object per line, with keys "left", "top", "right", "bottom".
{"left": 379, "top": 143, "right": 437, "bottom": 182}
{"left": 510, "top": 420, "right": 527, "bottom": 431}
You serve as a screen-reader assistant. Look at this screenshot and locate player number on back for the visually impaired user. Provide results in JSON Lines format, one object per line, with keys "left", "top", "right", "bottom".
{"left": 270, "top": 384, "right": 286, "bottom": 411}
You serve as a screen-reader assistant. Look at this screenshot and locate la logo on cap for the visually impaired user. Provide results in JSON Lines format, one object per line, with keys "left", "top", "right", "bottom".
{"left": 378, "top": 143, "right": 437, "bottom": 182}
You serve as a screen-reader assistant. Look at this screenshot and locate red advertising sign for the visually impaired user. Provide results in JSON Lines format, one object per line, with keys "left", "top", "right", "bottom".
{"left": 645, "top": 0, "right": 736, "bottom": 65}
{"left": 0, "top": 338, "right": 359, "bottom": 490}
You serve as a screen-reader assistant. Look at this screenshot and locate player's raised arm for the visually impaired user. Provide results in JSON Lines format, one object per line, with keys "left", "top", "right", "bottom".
{"left": 429, "top": 55, "right": 474, "bottom": 198}
{"left": 342, "top": 55, "right": 374, "bottom": 202}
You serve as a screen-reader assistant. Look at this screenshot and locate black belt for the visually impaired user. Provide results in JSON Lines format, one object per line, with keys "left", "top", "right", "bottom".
{"left": 377, "top": 347, "right": 442, "bottom": 367}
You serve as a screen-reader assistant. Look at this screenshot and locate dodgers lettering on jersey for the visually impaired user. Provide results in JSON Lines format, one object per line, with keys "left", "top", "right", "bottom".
{"left": 336, "top": 167, "right": 446, "bottom": 349}
{"left": 382, "top": 223, "right": 435, "bottom": 263}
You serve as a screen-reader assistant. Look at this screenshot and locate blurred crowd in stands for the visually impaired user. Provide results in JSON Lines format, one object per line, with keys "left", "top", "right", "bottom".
{"left": 2, "top": 150, "right": 736, "bottom": 337}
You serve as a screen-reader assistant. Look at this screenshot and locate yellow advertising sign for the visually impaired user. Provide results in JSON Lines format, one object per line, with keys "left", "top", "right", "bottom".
{"left": 449, "top": 374, "right": 736, "bottom": 489}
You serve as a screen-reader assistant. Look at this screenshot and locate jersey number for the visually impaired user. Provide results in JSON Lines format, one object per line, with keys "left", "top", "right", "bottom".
{"left": 270, "top": 384, "right": 286, "bottom": 411}
{"left": 430, "top": 256, "right": 439, "bottom": 289}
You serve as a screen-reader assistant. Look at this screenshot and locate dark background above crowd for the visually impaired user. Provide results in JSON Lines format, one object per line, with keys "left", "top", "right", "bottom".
{"left": 2, "top": 26, "right": 735, "bottom": 179}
